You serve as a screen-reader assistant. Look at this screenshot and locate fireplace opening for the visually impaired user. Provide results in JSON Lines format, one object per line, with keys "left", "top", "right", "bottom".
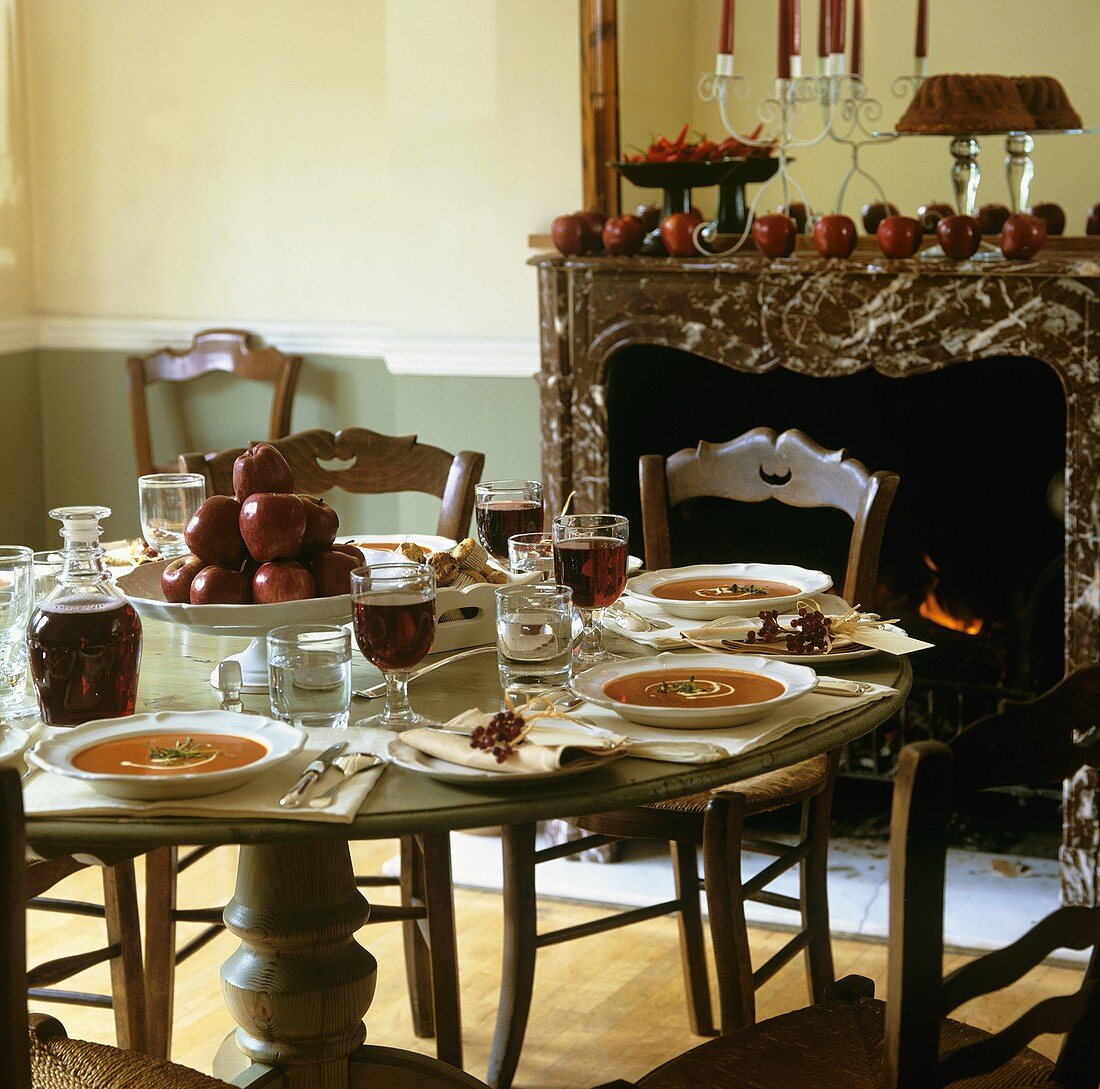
{"left": 606, "top": 345, "right": 1066, "bottom": 831}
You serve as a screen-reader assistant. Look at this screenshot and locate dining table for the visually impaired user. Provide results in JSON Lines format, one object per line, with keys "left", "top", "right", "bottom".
{"left": 23, "top": 617, "right": 912, "bottom": 1089}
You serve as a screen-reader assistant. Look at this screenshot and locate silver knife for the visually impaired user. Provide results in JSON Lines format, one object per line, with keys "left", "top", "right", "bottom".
{"left": 279, "top": 742, "right": 348, "bottom": 808}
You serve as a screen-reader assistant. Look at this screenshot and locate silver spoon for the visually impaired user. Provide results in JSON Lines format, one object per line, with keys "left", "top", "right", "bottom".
{"left": 308, "top": 753, "right": 387, "bottom": 808}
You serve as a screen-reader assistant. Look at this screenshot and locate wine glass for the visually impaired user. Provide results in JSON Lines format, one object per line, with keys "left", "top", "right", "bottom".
{"left": 475, "top": 480, "right": 545, "bottom": 565}
{"left": 351, "top": 563, "right": 436, "bottom": 729}
{"left": 552, "top": 514, "right": 629, "bottom": 668}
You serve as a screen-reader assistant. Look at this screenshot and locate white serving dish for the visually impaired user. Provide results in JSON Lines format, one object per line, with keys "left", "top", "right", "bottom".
{"left": 626, "top": 563, "right": 833, "bottom": 620}
{"left": 27, "top": 710, "right": 305, "bottom": 800}
{"left": 342, "top": 534, "right": 457, "bottom": 555}
{"left": 429, "top": 569, "right": 541, "bottom": 653}
{"left": 573, "top": 652, "right": 818, "bottom": 729}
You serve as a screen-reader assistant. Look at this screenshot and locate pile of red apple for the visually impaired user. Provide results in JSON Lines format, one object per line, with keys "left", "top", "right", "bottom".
{"left": 161, "top": 444, "right": 363, "bottom": 605}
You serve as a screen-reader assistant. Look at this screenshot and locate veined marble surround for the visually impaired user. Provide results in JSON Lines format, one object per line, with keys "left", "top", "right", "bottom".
{"left": 532, "top": 247, "right": 1100, "bottom": 905}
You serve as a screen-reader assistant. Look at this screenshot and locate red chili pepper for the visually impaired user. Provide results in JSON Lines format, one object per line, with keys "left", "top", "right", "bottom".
{"left": 673, "top": 123, "right": 689, "bottom": 147}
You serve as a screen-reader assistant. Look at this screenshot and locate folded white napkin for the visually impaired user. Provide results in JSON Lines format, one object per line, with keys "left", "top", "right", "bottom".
{"left": 22, "top": 725, "right": 391, "bottom": 823}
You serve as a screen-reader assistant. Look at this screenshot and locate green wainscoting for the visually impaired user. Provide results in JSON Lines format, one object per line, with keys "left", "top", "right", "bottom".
{"left": 6, "top": 350, "right": 540, "bottom": 548}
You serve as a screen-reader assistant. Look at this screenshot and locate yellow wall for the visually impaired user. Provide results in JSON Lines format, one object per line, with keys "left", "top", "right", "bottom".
{"left": 19, "top": 0, "right": 579, "bottom": 338}
{"left": 622, "top": 0, "right": 1100, "bottom": 226}
{"left": 0, "top": 0, "right": 33, "bottom": 317}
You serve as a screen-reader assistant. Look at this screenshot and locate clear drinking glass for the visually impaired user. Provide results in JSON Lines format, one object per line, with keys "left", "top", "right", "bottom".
{"left": 0, "top": 547, "right": 34, "bottom": 715}
{"left": 475, "top": 479, "right": 545, "bottom": 564}
{"left": 138, "top": 473, "right": 206, "bottom": 559}
{"left": 507, "top": 532, "right": 555, "bottom": 580}
{"left": 552, "top": 513, "right": 629, "bottom": 668}
{"left": 267, "top": 624, "right": 352, "bottom": 729}
{"left": 496, "top": 583, "right": 574, "bottom": 699}
{"left": 32, "top": 551, "right": 64, "bottom": 605}
{"left": 351, "top": 563, "right": 436, "bottom": 729}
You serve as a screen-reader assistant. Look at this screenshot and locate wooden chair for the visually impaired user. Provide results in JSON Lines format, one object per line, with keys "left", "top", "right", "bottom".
{"left": 147, "top": 429, "right": 485, "bottom": 1065}
{"left": 594, "top": 665, "right": 1100, "bottom": 1089}
{"left": 487, "top": 428, "right": 899, "bottom": 1089}
{"left": 127, "top": 329, "right": 301, "bottom": 477}
{"left": 181, "top": 427, "right": 483, "bottom": 542}
{"left": 3, "top": 771, "right": 236, "bottom": 1089}
{"left": 25, "top": 856, "right": 147, "bottom": 1053}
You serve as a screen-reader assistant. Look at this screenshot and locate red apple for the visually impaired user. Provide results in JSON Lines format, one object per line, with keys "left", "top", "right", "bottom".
{"left": 1001, "top": 213, "right": 1047, "bottom": 260}
{"left": 330, "top": 542, "right": 365, "bottom": 564}
{"left": 812, "top": 215, "right": 857, "bottom": 258}
{"left": 184, "top": 495, "right": 247, "bottom": 567}
{"left": 861, "top": 202, "right": 900, "bottom": 235}
{"left": 232, "top": 443, "right": 294, "bottom": 503}
{"left": 190, "top": 564, "right": 252, "bottom": 605}
{"left": 602, "top": 215, "right": 645, "bottom": 256}
{"left": 308, "top": 549, "right": 360, "bottom": 597}
{"left": 575, "top": 211, "right": 607, "bottom": 253}
{"left": 635, "top": 204, "right": 660, "bottom": 233}
{"left": 936, "top": 215, "right": 982, "bottom": 260}
{"left": 298, "top": 495, "right": 340, "bottom": 554}
{"left": 239, "top": 493, "right": 307, "bottom": 563}
{"left": 752, "top": 214, "right": 797, "bottom": 258}
{"left": 1086, "top": 203, "right": 1100, "bottom": 236}
{"left": 876, "top": 215, "right": 923, "bottom": 258}
{"left": 660, "top": 212, "right": 703, "bottom": 257}
{"left": 917, "top": 202, "right": 954, "bottom": 232}
{"left": 779, "top": 202, "right": 808, "bottom": 233}
{"left": 1027, "top": 203, "right": 1065, "bottom": 237}
{"left": 551, "top": 214, "right": 587, "bottom": 256}
{"left": 253, "top": 560, "right": 316, "bottom": 604}
{"left": 161, "top": 555, "right": 204, "bottom": 603}
{"left": 977, "top": 203, "right": 1011, "bottom": 235}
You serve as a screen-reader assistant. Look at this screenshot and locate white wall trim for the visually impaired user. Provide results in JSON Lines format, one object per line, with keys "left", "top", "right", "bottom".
{"left": 2, "top": 315, "right": 540, "bottom": 378}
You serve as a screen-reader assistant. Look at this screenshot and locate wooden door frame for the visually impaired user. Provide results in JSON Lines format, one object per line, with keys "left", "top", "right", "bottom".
{"left": 580, "top": 0, "right": 622, "bottom": 214}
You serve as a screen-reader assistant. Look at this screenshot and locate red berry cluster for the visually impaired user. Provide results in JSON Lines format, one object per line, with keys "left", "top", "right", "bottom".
{"left": 744, "top": 606, "right": 833, "bottom": 654}
{"left": 471, "top": 710, "right": 527, "bottom": 763}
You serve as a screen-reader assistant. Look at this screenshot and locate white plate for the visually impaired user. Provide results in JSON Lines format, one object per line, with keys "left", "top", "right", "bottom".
{"left": 573, "top": 652, "right": 818, "bottom": 729}
{"left": 626, "top": 563, "right": 833, "bottom": 620}
{"left": 343, "top": 534, "right": 457, "bottom": 555}
{"left": 0, "top": 726, "right": 30, "bottom": 770}
{"left": 386, "top": 737, "right": 624, "bottom": 787}
{"left": 28, "top": 710, "right": 305, "bottom": 800}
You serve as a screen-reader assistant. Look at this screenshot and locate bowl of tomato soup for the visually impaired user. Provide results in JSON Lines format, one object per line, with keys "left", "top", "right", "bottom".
{"left": 28, "top": 710, "right": 305, "bottom": 800}
{"left": 626, "top": 563, "right": 832, "bottom": 620}
{"left": 574, "top": 653, "right": 817, "bottom": 727}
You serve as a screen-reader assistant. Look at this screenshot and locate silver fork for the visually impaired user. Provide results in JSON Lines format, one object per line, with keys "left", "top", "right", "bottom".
{"left": 308, "top": 753, "right": 387, "bottom": 808}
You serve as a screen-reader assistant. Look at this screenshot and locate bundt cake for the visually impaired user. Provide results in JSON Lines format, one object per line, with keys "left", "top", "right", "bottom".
{"left": 897, "top": 74, "right": 1034, "bottom": 135}
{"left": 1013, "top": 76, "right": 1082, "bottom": 130}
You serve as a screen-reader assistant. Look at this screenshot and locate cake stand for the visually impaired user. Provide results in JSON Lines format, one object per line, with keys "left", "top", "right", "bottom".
{"left": 117, "top": 552, "right": 390, "bottom": 692}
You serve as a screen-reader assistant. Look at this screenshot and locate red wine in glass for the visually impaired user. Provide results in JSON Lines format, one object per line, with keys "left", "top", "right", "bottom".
{"left": 353, "top": 596, "right": 436, "bottom": 672}
{"left": 476, "top": 500, "right": 544, "bottom": 562}
{"left": 553, "top": 537, "right": 629, "bottom": 610}
{"left": 27, "top": 596, "right": 143, "bottom": 726}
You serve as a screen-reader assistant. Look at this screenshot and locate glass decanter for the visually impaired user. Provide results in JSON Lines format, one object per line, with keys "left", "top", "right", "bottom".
{"left": 28, "top": 507, "right": 143, "bottom": 726}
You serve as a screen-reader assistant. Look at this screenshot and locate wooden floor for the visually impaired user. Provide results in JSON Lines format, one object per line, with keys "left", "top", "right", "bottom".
{"left": 27, "top": 839, "right": 1080, "bottom": 1088}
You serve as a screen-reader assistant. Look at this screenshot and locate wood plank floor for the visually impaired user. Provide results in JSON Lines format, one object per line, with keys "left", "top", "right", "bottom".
{"left": 26, "top": 840, "right": 1080, "bottom": 1088}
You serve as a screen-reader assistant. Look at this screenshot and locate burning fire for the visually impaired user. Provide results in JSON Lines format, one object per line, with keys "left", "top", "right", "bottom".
{"left": 918, "top": 555, "right": 984, "bottom": 636}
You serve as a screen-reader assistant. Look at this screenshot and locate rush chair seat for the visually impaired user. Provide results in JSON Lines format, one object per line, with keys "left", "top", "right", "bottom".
{"left": 488, "top": 428, "right": 899, "bottom": 1089}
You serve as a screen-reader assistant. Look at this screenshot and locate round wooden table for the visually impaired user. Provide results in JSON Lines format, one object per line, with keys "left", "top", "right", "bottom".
{"left": 25, "top": 621, "right": 911, "bottom": 1089}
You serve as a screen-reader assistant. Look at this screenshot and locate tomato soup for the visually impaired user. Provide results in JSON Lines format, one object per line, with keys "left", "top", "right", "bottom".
{"left": 651, "top": 577, "right": 801, "bottom": 602}
{"left": 603, "top": 669, "right": 785, "bottom": 708}
{"left": 72, "top": 732, "right": 268, "bottom": 776}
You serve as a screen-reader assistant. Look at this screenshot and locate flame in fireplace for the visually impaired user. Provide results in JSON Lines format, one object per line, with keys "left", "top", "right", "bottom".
{"left": 918, "top": 555, "right": 984, "bottom": 636}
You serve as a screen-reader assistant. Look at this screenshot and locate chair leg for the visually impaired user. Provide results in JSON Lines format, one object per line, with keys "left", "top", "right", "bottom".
{"left": 669, "top": 840, "right": 716, "bottom": 1036}
{"left": 800, "top": 759, "right": 838, "bottom": 1002}
{"left": 143, "top": 846, "right": 178, "bottom": 1059}
{"left": 487, "top": 822, "right": 537, "bottom": 1089}
{"left": 702, "top": 794, "right": 756, "bottom": 1034}
{"left": 102, "top": 861, "right": 148, "bottom": 1053}
{"left": 400, "top": 835, "right": 435, "bottom": 1039}
{"left": 420, "top": 833, "right": 463, "bottom": 1069}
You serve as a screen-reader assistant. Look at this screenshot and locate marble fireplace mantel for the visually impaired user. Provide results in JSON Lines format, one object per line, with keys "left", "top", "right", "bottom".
{"left": 531, "top": 245, "right": 1100, "bottom": 904}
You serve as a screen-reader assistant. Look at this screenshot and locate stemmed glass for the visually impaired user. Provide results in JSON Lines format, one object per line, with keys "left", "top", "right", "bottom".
{"left": 351, "top": 563, "right": 436, "bottom": 729}
{"left": 475, "top": 480, "right": 545, "bottom": 565}
{"left": 0, "top": 547, "right": 35, "bottom": 718}
{"left": 552, "top": 514, "right": 629, "bottom": 668}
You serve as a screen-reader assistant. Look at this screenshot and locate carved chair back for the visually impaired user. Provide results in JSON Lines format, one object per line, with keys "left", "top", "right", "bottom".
{"left": 639, "top": 427, "right": 900, "bottom": 605}
{"left": 127, "top": 329, "right": 301, "bottom": 477}
{"left": 181, "top": 428, "right": 485, "bottom": 542}
{"left": 887, "top": 666, "right": 1100, "bottom": 1089}
{"left": 1, "top": 768, "right": 30, "bottom": 1088}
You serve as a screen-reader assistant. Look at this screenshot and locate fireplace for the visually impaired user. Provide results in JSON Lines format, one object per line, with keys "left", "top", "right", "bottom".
{"left": 532, "top": 244, "right": 1100, "bottom": 904}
